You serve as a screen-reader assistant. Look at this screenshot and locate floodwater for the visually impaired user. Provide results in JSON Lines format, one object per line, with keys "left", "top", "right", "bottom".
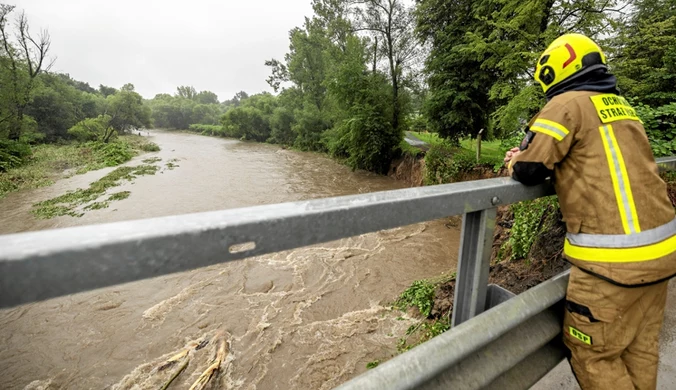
{"left": 0, "top": 131, "right": 460, "bottom": 389}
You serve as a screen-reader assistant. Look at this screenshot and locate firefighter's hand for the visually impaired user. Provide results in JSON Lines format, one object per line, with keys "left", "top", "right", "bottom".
{"left": 504, "top": 147, "right": 520, "bottom": 166}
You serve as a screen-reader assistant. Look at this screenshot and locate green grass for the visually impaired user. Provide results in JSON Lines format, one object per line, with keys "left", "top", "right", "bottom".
{"left": 399, "top": 139, "right": 422, "bottom": 156}
{"left": 32, "top": 164, "right": 158, "bottom": 219}
{"left": 409, "top": 131, "right": 445, "bottom": 147}
{"left": 408, "top": 131, "right": 503, "bottom": 161}
{"left": 0, "top": 136, "right": 160, "bottom": 199}
{"left": 460, "top": 137, "right": 503, "bottom": 161}
{"left": 108, "top": 191, "right": 131, "bottom": 201}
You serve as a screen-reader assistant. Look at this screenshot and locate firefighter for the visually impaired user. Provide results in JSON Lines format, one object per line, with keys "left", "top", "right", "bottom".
{"left": 503, "top": 33, "right": 676, "bottom": 389}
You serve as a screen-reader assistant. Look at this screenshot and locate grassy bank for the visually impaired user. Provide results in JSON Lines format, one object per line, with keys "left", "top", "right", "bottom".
{"left": 408, "top": 131, "right": 503, "bottom": 160}
{"left": 0, "top": 135, "right": 160, "bottom": 200}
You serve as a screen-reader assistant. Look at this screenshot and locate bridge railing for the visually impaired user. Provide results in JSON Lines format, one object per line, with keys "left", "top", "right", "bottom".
{"left": 1, "top": 156, "right": 674, "bottom": 389}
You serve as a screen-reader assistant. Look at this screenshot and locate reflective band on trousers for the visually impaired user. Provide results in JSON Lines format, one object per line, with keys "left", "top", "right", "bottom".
{"left": 564, "top": 235, "right": 676, "bottom": 263}
{"left": 567, "top": 218, "right": 676, "bottom": 248}
{"left": 599, "top": 124, "right": 641, "bottom": 234}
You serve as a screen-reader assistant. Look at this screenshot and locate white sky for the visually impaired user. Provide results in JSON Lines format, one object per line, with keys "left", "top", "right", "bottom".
{"left": 14, "top": 0, "right": 314, "bottom": 101}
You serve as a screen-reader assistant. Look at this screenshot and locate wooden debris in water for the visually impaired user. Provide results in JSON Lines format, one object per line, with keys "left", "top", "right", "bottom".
{"left": 188, "top": 333, "right": 229, "bottom": 390}
{"left": 159, "top": 357, "right": 190, "bottom": 390}
{"left": 157, "top": 349, "right": 190, "bottom": 372}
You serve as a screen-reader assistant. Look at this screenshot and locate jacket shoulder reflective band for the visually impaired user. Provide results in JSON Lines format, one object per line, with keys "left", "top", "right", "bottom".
{"left": 530, "top": 118, "right": 570, "bottom": 141}
{"left": 564, "top": 218, "right": 676, "bottom": 263}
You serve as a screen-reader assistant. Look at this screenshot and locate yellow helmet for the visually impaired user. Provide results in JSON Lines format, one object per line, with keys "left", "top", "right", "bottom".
{"left": 534, "top": 33, "right": 608, "bottom": 94}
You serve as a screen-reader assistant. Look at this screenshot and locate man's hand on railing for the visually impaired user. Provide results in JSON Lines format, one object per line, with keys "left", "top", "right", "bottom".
{"left": 504, "top": 147, "right": 520, "bottom": 167}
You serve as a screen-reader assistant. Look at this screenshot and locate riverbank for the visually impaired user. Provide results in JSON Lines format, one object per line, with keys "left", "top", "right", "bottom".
{"left": 0, "top": 130, "right": 460, "bottom": 390}
{"left": 175, "top": 127, "right": 507, "bottom": 188}
{"left": 0, "top": 135, "right": 160, "bottom": 200}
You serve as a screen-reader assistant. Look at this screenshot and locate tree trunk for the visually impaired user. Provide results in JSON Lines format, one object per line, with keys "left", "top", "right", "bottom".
{"left": 8, "top": 109, "right": 23, "bottom": 141}
{"left": 387, "top": 33, "right": 399, "bottom": 131}
{"left": 373, "top": 37, "right": 378, "bottom": 73}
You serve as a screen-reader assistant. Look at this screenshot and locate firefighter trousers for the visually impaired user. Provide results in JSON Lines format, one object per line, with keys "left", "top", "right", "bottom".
{"left": 563, "top": 266, "right": 669, "bottom": 390}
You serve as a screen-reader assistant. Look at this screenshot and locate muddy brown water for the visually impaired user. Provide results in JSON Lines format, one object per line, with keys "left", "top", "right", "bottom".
{"left": 0, "top": 131, "right": 459, "bottom": 390}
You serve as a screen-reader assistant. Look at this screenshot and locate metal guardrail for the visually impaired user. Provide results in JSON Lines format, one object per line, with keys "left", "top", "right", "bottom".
{"left": 1, "top": 156, "right": 674, "bottom": 389}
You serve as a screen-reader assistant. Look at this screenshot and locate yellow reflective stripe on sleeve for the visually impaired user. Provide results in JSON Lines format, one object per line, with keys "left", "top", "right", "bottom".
{"left": 564, "top": 235, "right": 676, "bottom": 262}
{"left": 530, "top": 119, "right": 570, "bottom": 141}
{"left": 599, "top": 124, "right": 641, "bottom": 234}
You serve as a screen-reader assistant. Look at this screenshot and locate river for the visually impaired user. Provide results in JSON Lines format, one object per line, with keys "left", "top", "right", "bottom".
{"left": 0, "top": 131, "right": 460, "bottom": 389}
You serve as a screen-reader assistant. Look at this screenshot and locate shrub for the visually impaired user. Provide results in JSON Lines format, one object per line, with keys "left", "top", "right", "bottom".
{"left": 90, "top": 141, "right": 135, "bottom": 166}
{"left": 335, "top": 104, "right": 400, "bottom": 173}
{"left": 634, "top": 102, "right": 676, "bottom": 157}
{"left": 424, "top": 145, "right": 478, "bottom": 184}
{"left": 507, "top": 196, "right": 560, "bottom": 260}
{"left": 67, "top": 115, "right": 117, "bottom": 143}
{"left": 188, "top": 124, "right": 223, "bottom": 136}
{"left": 394, "top": 279, "right": 436, "bottom": 317}
{"left": 269, "top": 107, "right": 296, "bottom": 145}
{"left": 139, "top": 142, "right": 160, "bottom": 152}
{"left": 408, "top": 114, "right": 428, "bottom": 132}
{"left": 0, "top": 140, "right": 32, "bottom": 172}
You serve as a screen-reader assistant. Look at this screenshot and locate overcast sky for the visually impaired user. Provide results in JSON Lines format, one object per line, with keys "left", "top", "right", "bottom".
{"left": 14, "top": 0, "right": 314, "bottom": 101}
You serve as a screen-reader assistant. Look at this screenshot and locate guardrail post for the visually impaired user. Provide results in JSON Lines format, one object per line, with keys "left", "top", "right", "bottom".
{"left": 451, "top": 208, "right": 497, "bottom": 326}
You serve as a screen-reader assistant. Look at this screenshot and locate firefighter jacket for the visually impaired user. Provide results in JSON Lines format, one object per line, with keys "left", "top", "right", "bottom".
{"left": 508, "top": 90, "right": 676, "bottom": 286}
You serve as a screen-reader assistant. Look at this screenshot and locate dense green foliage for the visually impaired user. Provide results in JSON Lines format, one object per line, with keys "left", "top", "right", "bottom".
{"left": 414, "top": 0, "right": 675, "bottom": 153}
{"left": 0, "top": 136, "right": 158, "bottom": 198}
{"left": 1, "top": 6, "right": 153, "bottom": 180}
{"left": 149, "top": 0, "right": 410, "bottom": 173}
{"left": 147, "top": 87, "right": 225, "bottom": 129}
{"left": 612, "top": 0, "right": 676, "bottom": 107}
{"left": 506, "top": 196, "right": 560, "bottom": 260}
{"left": 67, "top": 115, "right": 116, "bottom": 143}
{"left": 188, "top": 124, "right": 223, "bottom": 136}
{"left": 634, "top": 102, "right": 676, "bottom": 157}
{"left": 395, "top": 279, "right": 436, "bottom": 317}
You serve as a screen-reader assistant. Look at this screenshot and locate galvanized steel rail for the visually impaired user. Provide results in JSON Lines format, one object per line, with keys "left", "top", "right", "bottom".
{"left": 0, "top": 177, "right": 554, "bottom": 308}
{"left": 1, "top": 155, "right": 674, "bottom": 389}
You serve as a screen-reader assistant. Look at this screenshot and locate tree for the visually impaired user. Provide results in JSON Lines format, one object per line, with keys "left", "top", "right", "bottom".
{"left": 349, "top": 0, "right": 419, "bottom": 132}
{"left": 220, "top": 93, "right": 277, "bottom": 142}
{"left": 106, "top": 89, "right": 151, "bottom": 132}
{"left": 176, "top": 85, "right": 197, "bottom": 100}
{"left": 416, "top": 0, "right": 497, "bottom": 140}
{"left": 416, "top": 0, "right": 624, "bottom": 140}
{"left": 67, "top": 115, "right": 115, "bottom": 143}
{"left": 265, "top": 3, "right": 344, "bottom": 150}
{"left": 328, "top": 35, "right": 399, "bottom": 173}
{"left": 26, "top": 72, "right": 80, "bottom": 140}
{"left": 121, "top": 83, "right": 135, "bottom": 92}
{"left": 195, "top": 90, "right": 219, "bottom": 105}
{"left": 612, "top": 0, "right": 676, "bottom": 107}
{"left": 98, "top": 84, "right": 117, "bottom": 97}
{"left": 0, "top": 4, "right": 52, "bottom": 140}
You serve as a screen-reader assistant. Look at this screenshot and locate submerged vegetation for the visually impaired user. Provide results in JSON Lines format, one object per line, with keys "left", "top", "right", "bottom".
{"left": 32, "top": 163, "right": 159, "bottom": 219}
{"left": 0, "top": 136, "right": 159, "bottom": 199}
